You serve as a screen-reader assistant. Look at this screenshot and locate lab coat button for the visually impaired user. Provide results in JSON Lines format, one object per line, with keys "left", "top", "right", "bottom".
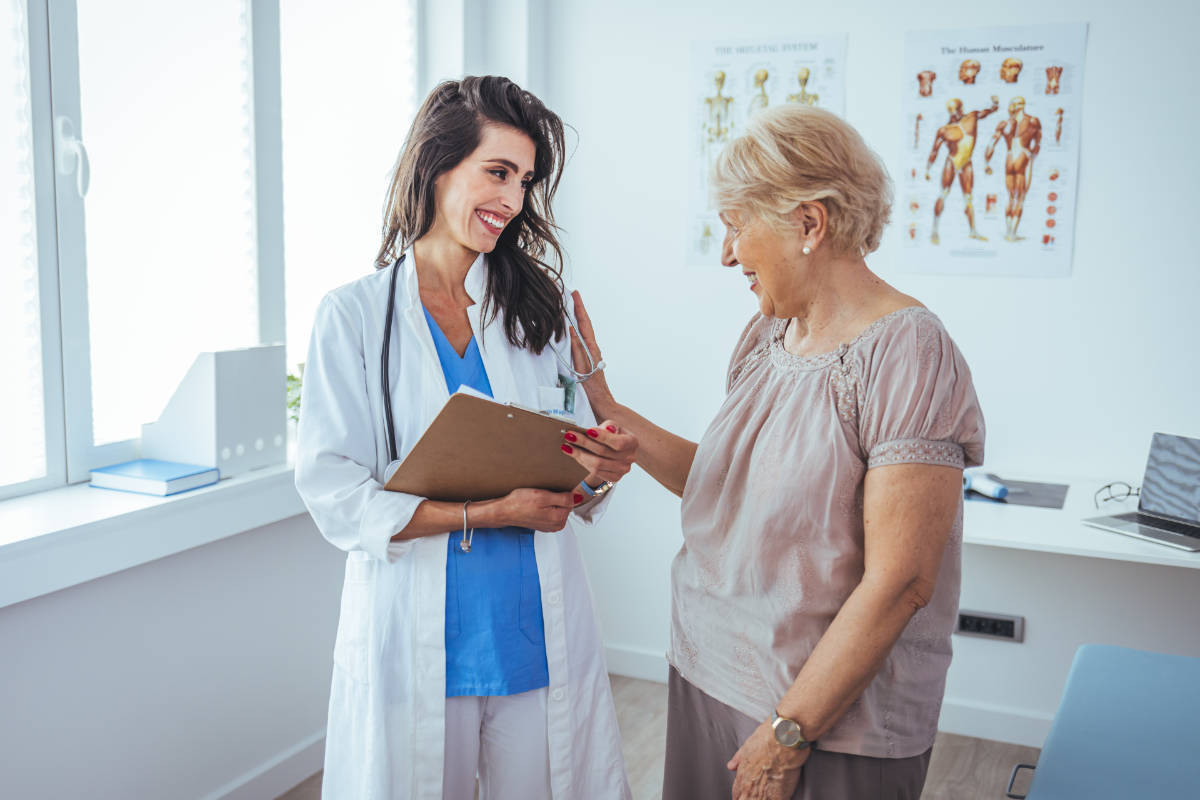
{"left": 548, "top": 590, "right": 562, "bottom": 606}
{"left": 551, "top": 688, "right": 565, "bottom": 702}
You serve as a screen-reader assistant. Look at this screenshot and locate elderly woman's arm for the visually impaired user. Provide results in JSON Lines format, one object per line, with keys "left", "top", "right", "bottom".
{"left": 728, "top": 462, "right": 962, "bottom": 799}
{"left": 568, "top": 291, "right": 698, "bottom": 497}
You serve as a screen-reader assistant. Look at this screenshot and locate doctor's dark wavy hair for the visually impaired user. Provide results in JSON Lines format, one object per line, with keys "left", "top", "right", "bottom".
{"left": 375, "top": 75, "right": 567, "bottom": 354}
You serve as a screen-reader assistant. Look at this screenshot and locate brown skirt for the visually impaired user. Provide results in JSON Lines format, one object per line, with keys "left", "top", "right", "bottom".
{"left": 662, "top": 666, "right": 932, "bottom": 800}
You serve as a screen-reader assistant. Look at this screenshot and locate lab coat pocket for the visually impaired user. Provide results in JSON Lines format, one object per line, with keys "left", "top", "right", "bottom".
{"left": 518, "top": 534, "right": 546, "bottom": 646}
{"left": 332, "top": 552, "right": 371, "bottom": 683}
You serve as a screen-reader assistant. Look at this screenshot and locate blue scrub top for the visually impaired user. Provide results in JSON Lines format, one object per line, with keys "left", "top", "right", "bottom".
{"left": 422, "top": 305, "right": 549, "bottom": 697}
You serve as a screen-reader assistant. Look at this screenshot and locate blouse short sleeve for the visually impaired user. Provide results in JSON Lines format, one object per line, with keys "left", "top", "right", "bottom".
{"left": 726, "top": 313, "right": 773, "bottom": 393}
{"left": 857, "top": 309, "right": 985, "bottom": 470}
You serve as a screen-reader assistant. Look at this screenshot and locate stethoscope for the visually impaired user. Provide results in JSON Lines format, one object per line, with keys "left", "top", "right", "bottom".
{"left": 381, "top": 254, "right": 605, "bottom": 464}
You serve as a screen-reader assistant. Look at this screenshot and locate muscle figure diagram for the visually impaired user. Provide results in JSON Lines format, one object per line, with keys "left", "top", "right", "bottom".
{"left": 748, "top": 69, "right": 769, "bottom": 118}
{"left": 914, "top": 114, "right": 923, "bottom": 149}
{"left": 917, "top": 70, "right": 936, "bottom": 97}
{"left": 959, "top": 59, "right": 981, "bottom": 84}
{"left": 1045, "top": 66, "right": 1062, "bottom": 94}
{"left": 787, "top": 68, "right": 818, "bottom": 105}
{"left": 1000, "top": 58, "right": 1023, "bottom": 84}
{"left": 1055, "top": 108, "right": 1063, "bottom": 144}
{"left": 984, "top": 97, "right": 1042, "bottom": 242}
{"left": 925, "top": 95, "right": 1000, "bottom": 244}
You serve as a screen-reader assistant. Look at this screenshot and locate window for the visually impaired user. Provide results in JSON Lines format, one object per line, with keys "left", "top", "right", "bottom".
{"left": 0, "top": 0, "right": 48, "bottom": 489}
{"left": 280, "top": 0, "right": 417, "bottom": 369}
{"left": 1, "top": 0, "right": 417, "bottom": 502}
{"left": 73, "top": 0, "right": 261, "bottom": 449}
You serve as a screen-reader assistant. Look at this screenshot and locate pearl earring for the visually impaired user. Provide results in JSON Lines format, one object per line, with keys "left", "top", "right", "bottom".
{"left": 802, "top": 245, "right": 812, "bottom": 256}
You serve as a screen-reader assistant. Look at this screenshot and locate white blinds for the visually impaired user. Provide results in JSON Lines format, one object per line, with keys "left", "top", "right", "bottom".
{"left": 0, "top": 0, "right": 46, "bottom": 486}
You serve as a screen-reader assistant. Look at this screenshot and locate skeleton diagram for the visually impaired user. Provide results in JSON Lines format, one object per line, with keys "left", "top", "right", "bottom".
{"left": 748, "top": 68, "right": 770, "bottom": 119}
{"left": 787, "top": 68, "right": 818, "bottom": 105}
{"left": 702, "top": 71, "right": 734, "bottom": 177}
{"left": 1045, "top": 66, "right": 1062, "bottom": 94}
{"left": 1000, "top": 58, "right": 1023, "bottom": 84}
{"left": 925, "top": 96, "right": 1000, "bottom": 244}
{"left": 1055, "top": 108, "right": 1063, "bottom": 144}
{"left": 984, "top": 97, "right": 1042, "bottom": 242}
{"left": 917, "top": 70, "right": 936, "bottom": 97}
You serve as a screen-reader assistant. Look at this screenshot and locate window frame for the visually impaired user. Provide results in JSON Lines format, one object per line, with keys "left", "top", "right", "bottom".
{"left": 0, "top": 0, "right": 284, "bottom": 499}
{"left": 0, "top": 0, "right": 65, "bottom": 503}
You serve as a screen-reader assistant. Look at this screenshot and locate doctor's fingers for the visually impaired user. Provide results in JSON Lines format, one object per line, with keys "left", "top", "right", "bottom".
{"left": 563, "top": 427, "right": 638, "bottom": 460}
{"left": 565, "top": 448, "right": 634, "bottom": 483}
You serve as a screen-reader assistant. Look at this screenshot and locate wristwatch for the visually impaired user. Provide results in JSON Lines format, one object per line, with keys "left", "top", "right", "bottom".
{"left": 771, "top": 709, "right": 813, "bottom": 750}
{"left": 578, "top": 479, "right": 615, "bottom": 499}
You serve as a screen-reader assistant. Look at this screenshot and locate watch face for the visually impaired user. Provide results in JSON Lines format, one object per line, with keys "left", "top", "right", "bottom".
{"left": 773, "top": 718, "right": 805, "bottom": 748}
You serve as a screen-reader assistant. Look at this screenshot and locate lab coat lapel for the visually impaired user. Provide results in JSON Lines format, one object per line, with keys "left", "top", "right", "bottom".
{"left": 465, "top": 255, "right": 522, "bottom": 405}
{"left": 399, "top": 251, "right": 450, "bottom": 406}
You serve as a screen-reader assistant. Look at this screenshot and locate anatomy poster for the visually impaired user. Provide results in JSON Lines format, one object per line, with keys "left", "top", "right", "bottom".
{"left": 900, "top": 23, "right": 1087, "bottom": 276}
{"left": 689, "top": 35, "right": 847, "bottom": 266}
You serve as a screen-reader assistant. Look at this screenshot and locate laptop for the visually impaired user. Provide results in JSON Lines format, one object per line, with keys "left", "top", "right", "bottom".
{"left": 1083, "top": 433, "right": 1200, "bottom": 551}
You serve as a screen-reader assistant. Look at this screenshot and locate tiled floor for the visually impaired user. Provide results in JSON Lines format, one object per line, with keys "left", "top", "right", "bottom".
{"left": 277, "top": 675, "right": 1040, "bottom": 799}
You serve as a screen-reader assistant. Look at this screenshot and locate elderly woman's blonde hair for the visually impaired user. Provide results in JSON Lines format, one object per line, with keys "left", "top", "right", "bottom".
{"left": 711, "top": 104, "right": 893, "bottom": 255}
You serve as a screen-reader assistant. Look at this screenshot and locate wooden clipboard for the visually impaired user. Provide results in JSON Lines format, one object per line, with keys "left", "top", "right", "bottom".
{"left": 384, "top": 393, "right": 591, "bottom": 502}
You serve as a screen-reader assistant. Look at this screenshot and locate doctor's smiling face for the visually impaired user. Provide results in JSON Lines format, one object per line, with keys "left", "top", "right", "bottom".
{"left": 430, "top": 123, "right": 536, "bottom": 255}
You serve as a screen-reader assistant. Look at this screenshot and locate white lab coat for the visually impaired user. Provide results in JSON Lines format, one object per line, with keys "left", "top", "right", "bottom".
{"left": 294, "top": 253, "right": 631, "bottom": 800}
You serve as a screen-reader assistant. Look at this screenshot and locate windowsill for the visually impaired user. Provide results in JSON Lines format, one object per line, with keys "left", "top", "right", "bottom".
{"left": 0, "top": 463, "right": 306, "bottom": 610}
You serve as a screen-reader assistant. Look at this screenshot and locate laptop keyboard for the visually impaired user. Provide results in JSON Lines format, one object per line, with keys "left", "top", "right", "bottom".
{"left": 1113, "top": 512, "right": 1200, "bottom": 539}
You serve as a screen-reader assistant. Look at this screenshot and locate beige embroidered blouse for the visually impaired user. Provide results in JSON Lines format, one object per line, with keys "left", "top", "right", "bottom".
{"left": 669, "top": 306, "right": 986, "bottom": 758}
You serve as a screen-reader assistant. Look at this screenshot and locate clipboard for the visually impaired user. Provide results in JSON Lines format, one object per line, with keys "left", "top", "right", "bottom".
{"left": 384, "top": 393, "right": 591, "bottom": 502}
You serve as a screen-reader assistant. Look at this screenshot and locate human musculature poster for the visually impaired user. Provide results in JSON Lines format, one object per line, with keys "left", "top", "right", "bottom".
{"left": 689, "top": 35, "right": 848, "bottom": 266}
{"left": 900, "top": 23, "right": 1088, "bottom": 277}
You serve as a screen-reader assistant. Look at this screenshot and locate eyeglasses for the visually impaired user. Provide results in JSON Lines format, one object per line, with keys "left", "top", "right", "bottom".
{"left": 1094, "top": 481, "right": 1140, "bottom": 510}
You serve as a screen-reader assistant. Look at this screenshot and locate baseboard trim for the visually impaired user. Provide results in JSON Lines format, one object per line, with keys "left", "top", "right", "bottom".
{"left": 201, "top": 728, "right": 325, "bottom": 800}
{"left": 604, "top": 645, "right": 1052, "bottom": 748}
{"left": 605, "top": 644, "right": 668, "bottom": 684}
{"left": 937, "top": 697, "right": 1053, "bottom": 748}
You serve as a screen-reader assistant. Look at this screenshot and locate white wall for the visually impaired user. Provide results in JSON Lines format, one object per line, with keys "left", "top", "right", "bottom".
{"left": 0, "top": 515, "right": 342, "bottom": 799}
{"left": 543, "top": 0, "right": 1200, "bottom": 743}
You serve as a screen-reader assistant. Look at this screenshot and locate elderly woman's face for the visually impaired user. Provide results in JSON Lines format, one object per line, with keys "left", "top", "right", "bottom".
{"left": 719, "top": 210, "right": 805, "bottom": 318}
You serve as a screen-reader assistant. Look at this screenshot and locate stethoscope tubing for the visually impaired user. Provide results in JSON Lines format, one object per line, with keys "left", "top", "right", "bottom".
{"left": 379, "top": 254, "right": 601, "bottom": 466}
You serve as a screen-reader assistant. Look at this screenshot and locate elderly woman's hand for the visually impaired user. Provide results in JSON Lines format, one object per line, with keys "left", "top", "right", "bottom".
{"left": 727, "top": 721, "right": 810, "bottom": 800}
{"left": 568, "top": 291, "right": 617, "bottom": 419}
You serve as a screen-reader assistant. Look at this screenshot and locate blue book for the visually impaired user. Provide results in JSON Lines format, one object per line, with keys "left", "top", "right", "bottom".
{"left": 89, "top": 459, "right": 219, "bottom": 497}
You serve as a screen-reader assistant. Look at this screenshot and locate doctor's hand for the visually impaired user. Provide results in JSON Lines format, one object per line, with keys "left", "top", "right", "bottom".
{"left": 493, "top": 488, "right": 577, "bottom": 532}
{"left": 568, "top": 291, "right": 616, "bottom": 419}
{"left": 561, "top": 422, "right": 637, "bottom": 487}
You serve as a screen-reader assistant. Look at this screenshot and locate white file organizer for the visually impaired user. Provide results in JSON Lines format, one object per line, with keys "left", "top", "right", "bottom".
{"left": 141, "top": 345, "right": 287, "bottom": 479}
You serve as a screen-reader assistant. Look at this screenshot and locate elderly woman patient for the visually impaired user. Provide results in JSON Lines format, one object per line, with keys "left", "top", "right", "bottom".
{"left": 567, "top": 105, "right": 985, "bottom": 799}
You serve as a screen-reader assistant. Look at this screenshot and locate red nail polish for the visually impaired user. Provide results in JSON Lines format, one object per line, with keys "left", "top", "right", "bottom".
{"left": 564, "top": 432, "right": 578, "bottom": 442}
{"left": 561, "top": 444, "right": 573, "bottom": 454}
{"left": 573, "top": 493, "right": 584, "bottom": 504}
{"left": 587, "top": 428, "right": 599, "bottom": 438}
{"left": 605, "top": 425, "right": 617, "bottom": 433}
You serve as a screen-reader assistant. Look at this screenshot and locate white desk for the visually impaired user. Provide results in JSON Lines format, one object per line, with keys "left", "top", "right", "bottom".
{"left": 962, "top": 475, "right": 1200, "bottom": 570}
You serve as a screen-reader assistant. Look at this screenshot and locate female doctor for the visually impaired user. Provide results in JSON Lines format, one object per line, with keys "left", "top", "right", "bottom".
{"left": 295, "top": 76, "right": 636, "bottom": 800}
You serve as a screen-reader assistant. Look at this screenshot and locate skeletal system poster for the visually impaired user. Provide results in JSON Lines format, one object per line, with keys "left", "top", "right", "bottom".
{"left": 900, "top": 24, "right": 1087, "bottom": 276}
{"left": 689, "top": 35, "right": 847, "bottom": 266}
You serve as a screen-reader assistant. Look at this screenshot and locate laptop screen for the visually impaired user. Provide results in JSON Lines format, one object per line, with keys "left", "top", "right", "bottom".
{"left": 1140, "top": 433, "right": 1200, "bottom": 524}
